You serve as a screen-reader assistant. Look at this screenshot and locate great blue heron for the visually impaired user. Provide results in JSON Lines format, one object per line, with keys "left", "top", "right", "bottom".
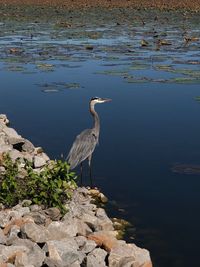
{"left": 67, "top": 97, "right": 111, "bottom": 185}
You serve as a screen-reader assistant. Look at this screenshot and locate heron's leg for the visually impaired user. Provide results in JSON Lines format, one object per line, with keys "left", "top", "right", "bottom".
{"left": 88, "top": 155, "right": 93, "bottom": 188}
{"left": 80, "top": 162, "right": 83, "bottom": 186}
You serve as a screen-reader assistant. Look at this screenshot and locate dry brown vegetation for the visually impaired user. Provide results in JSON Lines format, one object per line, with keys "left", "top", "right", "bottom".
{"left": 0, "top": 0, "right": 200, "bottom": 11}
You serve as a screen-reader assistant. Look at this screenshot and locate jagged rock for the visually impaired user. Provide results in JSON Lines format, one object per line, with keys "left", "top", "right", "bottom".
{"left": 75, "top": 218, "right": 93, "bottom": 236}
{"left": 11, "top": 206, "right": 30, "bottom": 219}
{"left": 108, "top": 243, "right": 152, "bottom": 267}
{"left": 3, "top": 127, "right": 21, "bottom": 140}
{"left": 45, "top": 239, "right": 85, "bottom": 266}
{"left": 21, "top": 200, "right": 32, "bottom": 207}
{"left": 0, "top": 134, "right": 7, "bottom": 145}
{"left": 95, "top": 208, "right": 114, "bottom": 231}
{"left": 8, "top": 149, "right": 23, "bottom": 162}
{"left": 44, "top": 207, "right": 61, "bottom": 221}
{"left": 0, "top": 210, "right": 13, "bottom": 228}
{"left": 0, "top": 144, "right": 12, "bottom": 154}
{"left": 80, "top": 213, "right": 98, "bottom": 230}
{"left": 74, "top": 236, "right": 87, "bottom": 247}
{"left": 88, "top": 231, "right": 118, "bottom": 252}
{"left": 22, "top": 139, "right": 35, "bottom": 153}
{"left": 12, "top": 239, "right": 45, "bottom": 267}
{"left": 21, "top": 222, "right": 49, "bottom": 243}
{"left": 80, "top": 239, "right": 96, "bottom": 254}
{"left": 34, "top": 147, "right": 44, "bottom": 154}
{"left": 6, "top": 225, "right": 20, "bottom": 245}
{"left": 0, "top": 114, "right": 9, "bottom": 125}
{"left": 86, "top": 248, "right": 107, "bottom": 267}
{"left": 33, "top": 155, "right": 47, "bottom": 168}
{"left": 29, "top": 205, "right": 42, "bottom": 212}
{"left": 0, "top": 245, "right": 29, "bottom": 264}
{"left": 7, "top": 137, "right": 24, "bottom": 146}
{"left": 0, "top": 229, "right": 6, "bottom": 245}
{"left": 26, "top": 212, "right": 47, "bottom": 225}
{"left": 3, "top": 218, "right": 34, "bottom": 236}
{"left": 14, "top": 251, "right": 29, "bottom": 267}
{"left": 47, "top": 221, "right": 75, "bottom": 239}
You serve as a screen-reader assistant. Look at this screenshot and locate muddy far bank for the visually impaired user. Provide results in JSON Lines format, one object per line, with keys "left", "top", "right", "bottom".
{"left": 0, "top": 0, "right": 200, "bottom": 11}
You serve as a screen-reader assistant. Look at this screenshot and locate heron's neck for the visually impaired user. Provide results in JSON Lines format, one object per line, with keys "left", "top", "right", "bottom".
{"left": 90, "top": 103, "right": 100, "bottom": 138}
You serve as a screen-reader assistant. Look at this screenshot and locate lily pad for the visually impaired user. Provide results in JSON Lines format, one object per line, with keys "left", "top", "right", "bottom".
{"left": 194, "top": 96, "right": 200, "bottom": 102}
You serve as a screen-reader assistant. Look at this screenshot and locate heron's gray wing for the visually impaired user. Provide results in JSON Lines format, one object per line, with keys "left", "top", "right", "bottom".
{"left": 67, "top": 129, "right": 98, "bottom": 169}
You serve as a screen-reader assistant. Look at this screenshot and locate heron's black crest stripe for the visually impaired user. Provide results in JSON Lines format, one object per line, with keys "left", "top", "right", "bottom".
{"left": 91, "top": 97, "right": 99, "bottom": 101}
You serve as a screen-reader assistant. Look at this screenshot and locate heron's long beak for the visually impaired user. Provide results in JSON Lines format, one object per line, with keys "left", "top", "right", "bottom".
{"left": 102, "top": 98, "right": 112, "bottom": 103}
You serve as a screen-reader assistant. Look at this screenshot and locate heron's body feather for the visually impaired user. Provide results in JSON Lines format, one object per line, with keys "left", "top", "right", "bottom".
{"left": 67, "top": 129, "right": 98, "bottom": 169}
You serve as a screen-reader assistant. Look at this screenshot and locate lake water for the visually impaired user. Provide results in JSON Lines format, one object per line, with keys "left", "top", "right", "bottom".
{"left": 0, "top": 9, "right": 200, "bottom": 266}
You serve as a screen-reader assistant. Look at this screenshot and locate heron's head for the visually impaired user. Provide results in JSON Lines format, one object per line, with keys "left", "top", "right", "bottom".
{"left": 90, "top": 97, "right": 112, "bottom": 105}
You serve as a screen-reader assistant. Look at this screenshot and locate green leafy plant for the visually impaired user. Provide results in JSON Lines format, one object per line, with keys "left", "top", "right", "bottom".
{"left": 0, "top": 154, "right": 20, "bottom": 206}
{"left": 0, "top": 154, "right": 77, "bottom": 213}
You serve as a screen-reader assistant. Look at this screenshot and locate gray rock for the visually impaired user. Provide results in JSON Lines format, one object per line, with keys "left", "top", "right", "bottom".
{"left": 0, "top": 114, "right": 9, "bottom": 125}
{"left": 30, "top": 205, "right": 42, "bottom": 212}
{"left": 76, "top": 218, "right": 93, "bottom": 236}
{"left": 27, "top": 211, "right": 47, "bottom": 225}
{"left": 21, "top": 200, "right": 32, "bottom": 207}
{"left": 44, "top": 257, "right": 63, "bottom": 267}
{"left": 44, "top": 207, "right": 61, "bottom": 221}
{"left": 33, "top": 155, "right": 47, "bottom": 168}
{"left": 9, "top": 149, "right": 23, "bottom": 161}
{"left": 47, "top": 221, "right": 74, "bottom": 240}
{"left": 45, "top": 239, "right": 85, "bottom": 266}
{"left": 95, "top": 208, "right": 114, "bottom": 231}
{"left": 80, "top": 239, "right": 96, "bottom": 254}
{"left": 12, "top": 239, "right": 45, "bottom": 267}
{"left": 11, "top": 206, "right": 30, "bottom": 218}
{"left": 14, "top": 251, "right": 29, "bottom": 267}
{"left": 74, "top": 236, "right": 87, "bottom": 248}
{"left": 108, "top": 243, "right": 151, "bottom": 267}
{"left": 86, "top": 248, "right": 107, "bottom": 267}
{"left": 22, "top": 139, "right": 35, "bottom": 153}
{"left": 0, "top": 244, "right": 29, "bottom": 263}
{"left": 6, "top": 225, "right": 20, "bottom": 245}
{"left": 7, "top": 137, "right": 24, "bottom": 146}
{"left": 0, "top": 144, "right": 12, "bottom": 154}
{"left": 21, "top": 222, "right": 49, "bottom": 243}
{"left": 0, "top": 228, "right": 6, "bottom": 245}
{"left": 0, "top": 133, "right": 7, "bottom": 145}
{"left": 3, "top": 127, "right": 21, "bottom": 139}
{"left": 0, "top": 210, "right": 12, "bottom": 227}
{"left": 27, "top": 243, "right": 45, "bottom": 267}
{"left": 80, "top": 213, "right": 98, "bottom": 230}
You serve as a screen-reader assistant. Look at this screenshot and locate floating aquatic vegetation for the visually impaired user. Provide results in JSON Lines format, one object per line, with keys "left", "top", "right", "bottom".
{"left": 125, "top": 76, "right": 150, "bottom": 83}
{"left": 94, "top": 69, "right": 129, "bottom": 77}
{"left": 154, "top": 65, "right": 174, "bottom": 71}
{"left": 194, "top": 96, "right": 200, "bottom": 102}
{"left": 36, "top": 63, "right": 54, "bottom": 72}
{"left": 141, "top": 39, "right": 149, "bottom": 47}
{"left": 3, "top": 64, "right": 27, "bottom": 72}
{"left": 172, "top": 164, "right": 200, "bottom": 174}
{"left": 36, "top": 82, "right": 81, "bottom": 93}
{"left": 129, "top": 64, "right": 150, "bottom": 70}
{"left": 168, "top": 77, "right": 200, "bottom": 84}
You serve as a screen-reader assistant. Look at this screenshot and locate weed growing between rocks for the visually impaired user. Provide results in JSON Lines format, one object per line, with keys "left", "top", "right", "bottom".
{"left": 0, "top": 154, "right": 77, "bottom": 213}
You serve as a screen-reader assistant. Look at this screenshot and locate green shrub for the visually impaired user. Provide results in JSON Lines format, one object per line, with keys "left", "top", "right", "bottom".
{"left": 0, "top": 154, "right": 77, "bottom": 213}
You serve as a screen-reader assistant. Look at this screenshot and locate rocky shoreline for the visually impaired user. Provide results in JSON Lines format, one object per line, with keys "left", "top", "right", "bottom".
{"left": 0, "top": 114, "right": 152, "bottom": 267}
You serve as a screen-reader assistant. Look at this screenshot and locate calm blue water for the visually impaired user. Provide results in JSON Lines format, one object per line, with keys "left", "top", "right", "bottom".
{"left": 1, "top": 13, "right": 200, "bottom": 266}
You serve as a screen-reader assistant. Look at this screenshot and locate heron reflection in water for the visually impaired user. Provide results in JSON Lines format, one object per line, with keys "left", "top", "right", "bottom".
{"left": 67, "top": 97, "right": 111, "bottom": 186}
